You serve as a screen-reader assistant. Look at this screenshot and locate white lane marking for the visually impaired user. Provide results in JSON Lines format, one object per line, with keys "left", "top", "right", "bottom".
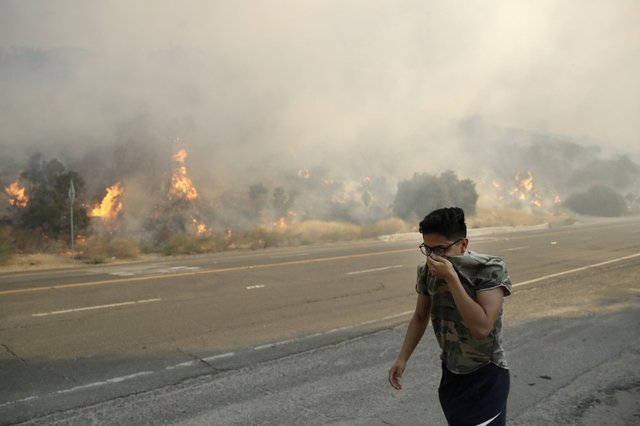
{"left": 246, "top": 285, "right": 265, "bottom": 290}
{"left": 202, "top": 352, "right": 236, "bottom": 362}
{"left": 348, "top": 265, "right": 404, "bottom": 275}
{"left": 32, "top": 298, "right": 161, "bottom": 317}
{"left": 7, "top": 253, "right": 640, "bottom": 408}
{"left": 253, "top": 311, "right": 413, "bottom": 350}
{"left": 55, "top": 371, "right": 154, "bottom": 394}
{"left": 514, "top": 252, "right": 640, "bottom": 288}
{"left": 500, "top": 246, "right": 530, "bottom": 252}
{"left": 0, "top": 396, "right": 39, "bottom": 408}
{"left": 165, "top": 351, "right": 238, "bottom": 370}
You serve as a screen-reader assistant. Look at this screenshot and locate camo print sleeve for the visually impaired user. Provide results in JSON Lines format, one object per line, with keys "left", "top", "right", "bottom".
{"left": 473, "top": 257, "right": 512, "bottom": 297}
{"left": 415, "top": 261, "right": 428, "bottom": 294}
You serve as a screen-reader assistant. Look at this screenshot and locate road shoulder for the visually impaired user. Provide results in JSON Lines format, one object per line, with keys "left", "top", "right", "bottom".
{"left": 512, "top": 341, "right": 640, "bottom": 425}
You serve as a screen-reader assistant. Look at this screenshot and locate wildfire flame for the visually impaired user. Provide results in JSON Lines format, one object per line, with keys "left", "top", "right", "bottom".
{"left": 90, "top": 182, "right": 124, "bottom": 219}
{"left": 298, "top": 168, "right": 310, "bottom": 179}
{"left": 508, "top": 171, "right": 542, "bottom": 207}
{"left": 4, "top": 176, "right": 29, "bottom": 208}
{"left": 170, "top": 149, "right": 199, "bottom": 201}
{"left": 192, "top": 218, "right": 209, "bottom": 235}
{"left": 273, "top": 210, "right": 296, "bottom": 228}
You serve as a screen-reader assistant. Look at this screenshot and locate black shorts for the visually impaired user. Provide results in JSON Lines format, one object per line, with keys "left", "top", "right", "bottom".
{"left": 438, "top": 362, "right": 510, "bottom": 426}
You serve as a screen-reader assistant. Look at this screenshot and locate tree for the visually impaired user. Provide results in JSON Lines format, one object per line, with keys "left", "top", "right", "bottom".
{"left": 564, "top": 185, "right": 627, "bottom": 217}
{"left": 393, "top": 171, "right": 478, "bottom": 221}
{"left": 247, "top": 183, "right": 269, "bottom": 222}
{"left": 19, "top": 153, "right": 90, "bottom": 239}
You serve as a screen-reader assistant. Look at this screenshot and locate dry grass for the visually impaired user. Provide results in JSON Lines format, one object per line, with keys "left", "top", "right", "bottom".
{"left": 1, "top": 210, "right": 580, "bottom": 272}
{"left": 81, "top": 236, "right": 140, "bottom": 263}
{"left": 467, "top": 207, "right": 572, "bottom": 228}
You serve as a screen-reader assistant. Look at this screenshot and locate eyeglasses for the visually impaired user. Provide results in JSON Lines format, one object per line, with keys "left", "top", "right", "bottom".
{"left": 419, "top": 239, "right": 462, "bottom": 257}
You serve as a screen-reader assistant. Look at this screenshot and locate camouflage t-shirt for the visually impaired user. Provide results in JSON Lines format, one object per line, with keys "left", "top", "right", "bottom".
{"left": 416, "top": 250, "right": 512, "bottom": 374}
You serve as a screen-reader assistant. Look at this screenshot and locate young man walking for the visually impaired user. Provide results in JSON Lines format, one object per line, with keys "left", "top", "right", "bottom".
{"left": 388, "top": 207, "right": 512, "bottom": 426}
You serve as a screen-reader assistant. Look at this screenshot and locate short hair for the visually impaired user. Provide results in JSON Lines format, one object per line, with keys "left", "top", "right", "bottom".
{"left": 418, "top": 207, "right": 467, "bottom": 240}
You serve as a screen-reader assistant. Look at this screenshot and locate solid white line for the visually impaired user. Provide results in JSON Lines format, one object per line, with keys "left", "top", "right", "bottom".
{"left": 513, "top": 253, "right": 640, "bottom": 288}
{"left": 500, "top": 246, "right": 530, "bottom": 252}
{"left": 32, "top": 298, "right": 161, "bottom": 317}
{"left": 348, "top": 265, "right": 404, "bottom": 275}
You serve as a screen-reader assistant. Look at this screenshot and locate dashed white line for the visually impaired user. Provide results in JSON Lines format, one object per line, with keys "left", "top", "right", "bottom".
{"left": 253, "top": 311, "right": 413, "bottom": 350}
{"left": 500, "top": 246, "right": 530, "bottom": 252}
{"left": 32, "top": 298, "right": 161, "bottom": 317}
{"left": 347, "top": 265, "right": 404, "bottom": 275}
{"left": 246, "top": 285, "right": 265, "bottom": 290}
{"left": 55, "top": 372, "right": 154, "bottom": 394}
{"left": 202, "top": 352, "right": 236, "bottom": 362}
{"left": 0, "top": 396, "right": 39, "bottom": 408}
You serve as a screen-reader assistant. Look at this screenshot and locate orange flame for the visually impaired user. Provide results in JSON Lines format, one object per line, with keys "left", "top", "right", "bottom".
{"left": 273, "top": 210, "right": 296, "bottom": 228}
{"left": 4, "top": 176, "right": 29, "bottom": 208}
{"left": 273, "top": 217, "right": 288, "bottom": 228}
{"left": 298, "top": 168, "right": 310, "bottom": 179}
{"left": 192, "top": 218, "right": 209, "bottom": 235}
{"left": 90, "top": 183, "right": 124, "bottom": 219}
{"left": 170, "top": 149, "right": 199, "bottom": 201}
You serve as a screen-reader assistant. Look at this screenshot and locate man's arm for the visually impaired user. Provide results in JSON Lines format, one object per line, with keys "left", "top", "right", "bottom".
{"left": 388, "top": 293, "right": 431, "bottom": 390}
{"left": 427, "top": 256, "right": 504, "bottom": 341}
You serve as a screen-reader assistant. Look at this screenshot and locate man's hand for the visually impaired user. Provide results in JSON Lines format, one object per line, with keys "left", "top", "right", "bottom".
{"left": 426, "top": 255, "right": 456, "bottom": 280}
{"left": 388, "top": 360, "right": 406, "bottom": 390}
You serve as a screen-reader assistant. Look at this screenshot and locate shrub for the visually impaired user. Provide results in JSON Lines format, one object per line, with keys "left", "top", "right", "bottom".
{"left": 81, "top": 236, "right": 140, "bottom": 261}
{"left": 393, "top": 170, "right": 478, "bottom": 222}
{"left": 564, "top": 185, "right": 627, "bottom": 217}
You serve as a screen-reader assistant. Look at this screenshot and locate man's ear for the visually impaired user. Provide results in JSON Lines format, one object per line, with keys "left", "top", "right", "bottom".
{"left": 460, "top": 238, "right": 469, "bottom": 253}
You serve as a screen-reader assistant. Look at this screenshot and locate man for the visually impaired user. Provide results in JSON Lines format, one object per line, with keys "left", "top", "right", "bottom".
{"left": 388, "top": 207, "right": 512, "bottom": 426}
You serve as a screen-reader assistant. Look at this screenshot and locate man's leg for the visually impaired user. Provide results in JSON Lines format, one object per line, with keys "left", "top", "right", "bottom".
{"left": 439, "top": 363, "right": 510, "bottom": 426}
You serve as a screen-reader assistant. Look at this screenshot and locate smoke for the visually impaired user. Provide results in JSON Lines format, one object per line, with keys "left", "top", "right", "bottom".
{"left": 1, "top": 0, "right": 639, "bottom": 236}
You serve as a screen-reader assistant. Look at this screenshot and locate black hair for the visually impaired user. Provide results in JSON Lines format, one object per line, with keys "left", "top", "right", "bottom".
{"left": 418, "top": 207, "right": 467, "bottom": 240}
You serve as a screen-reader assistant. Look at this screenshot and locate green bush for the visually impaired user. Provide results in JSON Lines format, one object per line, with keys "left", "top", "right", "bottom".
{"left": 393, "top": 170, "right": 478, "bottom": 221}
{"left": 564, "top": 185, "right": 627, "bottom": 217}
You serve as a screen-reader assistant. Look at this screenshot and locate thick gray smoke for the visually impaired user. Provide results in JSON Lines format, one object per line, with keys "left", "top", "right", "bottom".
{"left": 1, "top": 1, "right": 639, "bottom": 236}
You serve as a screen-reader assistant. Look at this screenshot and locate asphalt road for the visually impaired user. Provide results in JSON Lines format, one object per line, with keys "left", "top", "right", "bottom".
{"left": 1, "top": 217, "right": 639, "bottom": 425}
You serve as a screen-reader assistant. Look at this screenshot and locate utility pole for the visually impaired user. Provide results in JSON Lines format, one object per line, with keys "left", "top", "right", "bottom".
{"left": 69, "top": 180, "right": 75, "bottom": 260}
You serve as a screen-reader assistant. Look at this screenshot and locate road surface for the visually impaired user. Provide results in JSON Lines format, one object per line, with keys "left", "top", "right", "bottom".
{"left": 1, "top": 217, "right": 639, "bottom": 425}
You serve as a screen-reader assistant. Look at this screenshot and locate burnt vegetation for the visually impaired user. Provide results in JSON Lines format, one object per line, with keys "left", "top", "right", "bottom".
{"left": 1, "top": 50, "right": 639, "bottom": 265}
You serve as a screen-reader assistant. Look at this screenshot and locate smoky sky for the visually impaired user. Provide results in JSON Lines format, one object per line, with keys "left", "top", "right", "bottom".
{"left": 1, "top": 0, "right": 639, "bottom": 216}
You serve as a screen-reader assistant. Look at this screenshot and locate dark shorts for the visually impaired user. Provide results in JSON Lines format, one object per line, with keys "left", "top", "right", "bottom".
{"left": 438, "top": 362, "right": 510, "bottom": 426}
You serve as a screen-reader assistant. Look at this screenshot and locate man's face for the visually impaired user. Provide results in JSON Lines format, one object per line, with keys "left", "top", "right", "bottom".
{"left": 421, "top": 233, "right": 468, "bottom": 258}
